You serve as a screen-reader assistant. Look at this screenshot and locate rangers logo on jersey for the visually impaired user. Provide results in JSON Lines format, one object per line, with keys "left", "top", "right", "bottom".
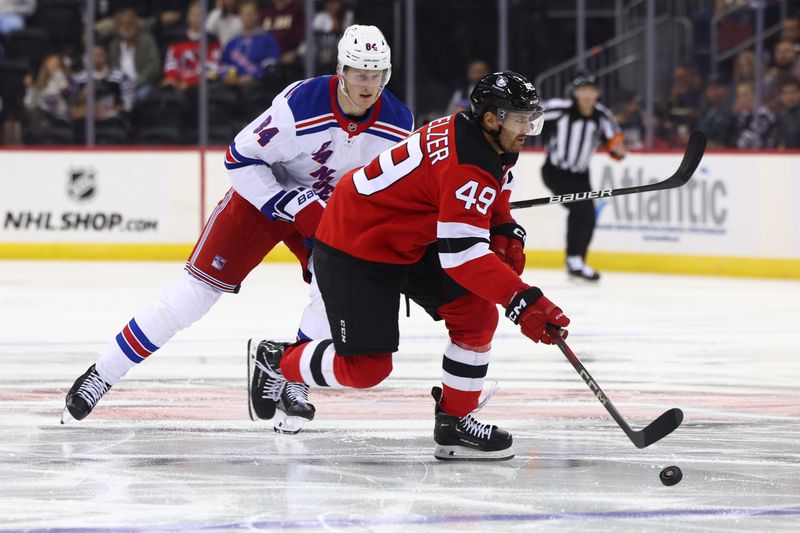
{"left": 212, "top": 255, "right": 227, "bottom": 270}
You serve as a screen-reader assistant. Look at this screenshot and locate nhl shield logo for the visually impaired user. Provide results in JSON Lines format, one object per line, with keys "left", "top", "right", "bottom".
{"left": 67, "top": 168, "right": 96, "bottom": 201}
{"left": 212, "top": 255, "right": 227, "bottom": 270}
{"left": 347, "top": 122, "right": 357, "bottom": 132}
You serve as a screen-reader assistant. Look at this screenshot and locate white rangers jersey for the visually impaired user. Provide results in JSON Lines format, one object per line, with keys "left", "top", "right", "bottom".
{"left": 224, "top": 75, "right": 414, "bottom": 218}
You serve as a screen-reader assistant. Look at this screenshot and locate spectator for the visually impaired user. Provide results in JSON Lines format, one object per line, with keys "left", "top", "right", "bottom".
{"left": 733, "top": 50, "right": 756, "bottom": 84}
{"left": 780, "top": 15, "right": 800, "bottom": 54}
{"left": 261, "top": 0, "right": 305, "bottom": 67}
{"left": 23, "top": 53, "right": 71, "bottom": 140}
{"left": 765, "top": 40, "right": 800, "bottom": 103}
{"left": 217, "top": 0, "right": 279, "bottom": 86}
{"left": 23, "top": 54, "right": 70, "bottom": 120}
{"left": 776, "top": 77, "right": 800, "bottom": 148}
{"left": 446, "top": 59, "right": 490, "bottom": 114}
{"left": 70, "top": 44, "right": 130, "bottom": 123}
{"left": 153, "top": 0, "right": 192, "bottom": 43}
{"left": 162, "top": 1, "right": 221, "bottom": 91}
{"left": 312, "top": 0, "right": 353, "bottom": 72}
{"left": 697, "top": 75, "right": 735, "bottom": 147}
{"left": 94, "top": 1, "right": 154, "bottom": 41}
{"left": 206, "top": 0, "right": 242, "bottom": 48}
{"left": 731, "top": 81, "right": 777, "bottom": 149}
{"left": 109, "top": 8, "right": 161, "bottom": 104}
{"left": 667, "top": 65, "right": 703, "bottom": 127}
{"left": 0, "top": 0, "right": 36, "bottom": 36}
{"left": 611, "top": 89, "right": 644, "bottom": 149}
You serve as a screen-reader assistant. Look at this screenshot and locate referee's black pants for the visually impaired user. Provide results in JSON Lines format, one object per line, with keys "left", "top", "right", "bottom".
{"left": 542, "top": 162, "right": 596, "bottom": 260}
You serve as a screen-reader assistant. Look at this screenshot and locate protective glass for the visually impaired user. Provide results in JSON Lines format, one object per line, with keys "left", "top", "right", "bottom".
{"left": 340, "top": 67, "right": 390, "bottom": 89}
{"left": 497, "top": 107, "right": 545, "bottom": 136}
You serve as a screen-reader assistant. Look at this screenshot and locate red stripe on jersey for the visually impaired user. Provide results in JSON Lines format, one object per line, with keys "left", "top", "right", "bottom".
{"left": 296, "top": 113, "right": 335, "bottom": 129}
{"left": 373, "top": 122, "right": 410, "bottom": 137}
{"left": 225, "top": 146, "right": 238, "bottom": 164}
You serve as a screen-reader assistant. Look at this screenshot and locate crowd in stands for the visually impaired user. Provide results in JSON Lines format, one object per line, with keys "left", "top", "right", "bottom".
{"left": 0, "top": 0, "right": 798, "bottom": 149}
{"left": 613, "top": 9, "right": 800, "bottom": 150}
{"left": 0, "top": 0, "right": 349, "bottom": 145}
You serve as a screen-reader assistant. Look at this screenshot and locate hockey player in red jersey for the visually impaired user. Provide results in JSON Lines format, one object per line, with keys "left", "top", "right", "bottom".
{"left": 62, "top": 25, "right": 413, "bottom": 431}
{"left": 249, "top": 72, "right": 570, "bottom": 460}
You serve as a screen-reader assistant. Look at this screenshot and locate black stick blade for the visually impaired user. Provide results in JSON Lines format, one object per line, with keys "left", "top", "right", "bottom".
{"left": 632, "top": 408, "right": 684, "bottom": 449}
{"left": 671, "top": 131, "right": 707, "bottom": 187}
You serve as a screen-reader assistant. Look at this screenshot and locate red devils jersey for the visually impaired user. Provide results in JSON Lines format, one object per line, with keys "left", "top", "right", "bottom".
{"left": 316, "top": 113, "right": 528, "bottom": 307}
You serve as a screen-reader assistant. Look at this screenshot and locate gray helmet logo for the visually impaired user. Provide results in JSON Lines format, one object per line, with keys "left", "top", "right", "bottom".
{"left": 495, "top": 76, "right": 508, "bottom": 88}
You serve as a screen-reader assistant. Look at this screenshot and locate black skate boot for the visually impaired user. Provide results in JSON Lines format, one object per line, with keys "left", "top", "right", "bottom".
{"left": 431, "top": 386, "right": 514, "bottom": 461}
{"left": 568, "top": 265, "right": 601, "bottom": 282}
{"left": 61, "top": 364, "right": 112, "bottom": 424}
{"left": 273, "top": 382, "right": 316, "bottom": 434}
{"left": 247, "top": 339, "right": 289, "bottom": 421}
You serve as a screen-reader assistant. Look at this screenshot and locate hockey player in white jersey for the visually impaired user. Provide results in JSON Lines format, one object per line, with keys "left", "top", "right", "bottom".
{"left": 62, "top": 25, "right": 413, "bottom": 433}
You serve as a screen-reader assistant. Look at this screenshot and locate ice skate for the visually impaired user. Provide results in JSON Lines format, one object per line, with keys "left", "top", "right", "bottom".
{"left": 247, "top": 339, "right": 289, "bottom": 421}
{"left": 273, "top": 381, "right": 316, "bottom": 434}
{"left": 566, "top": 256, "right": 600, "bottom": 282}
{"left": 61, "top": 364, "right": 112, "bottom": 424}
{"left": 431, "top": 386, "right": 514, "bottom": 461}
{"left": 567, "top": 264, "right": 601, "bottom": 282}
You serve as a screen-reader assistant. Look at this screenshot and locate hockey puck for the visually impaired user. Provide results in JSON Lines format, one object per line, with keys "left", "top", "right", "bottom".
{"left": 659, "top": 465, "right": 682, "bottom": 486}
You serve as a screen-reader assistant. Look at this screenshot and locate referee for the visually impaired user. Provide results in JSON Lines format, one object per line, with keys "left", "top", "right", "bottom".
{"left": 540, "top": 72, "right": 626, "bottom": 281}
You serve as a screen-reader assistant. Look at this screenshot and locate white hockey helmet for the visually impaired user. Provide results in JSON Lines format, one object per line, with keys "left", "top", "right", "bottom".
{"left": 337, "top": 24, "right": 392, "bottom": 88}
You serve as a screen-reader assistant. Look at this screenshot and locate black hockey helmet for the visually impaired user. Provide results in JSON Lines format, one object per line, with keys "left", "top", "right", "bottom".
{"left": 569, "top": 71, "right": 598, "bottom": 93}
{"left": 470, "top": 71, "right": 544, "bottom": 136}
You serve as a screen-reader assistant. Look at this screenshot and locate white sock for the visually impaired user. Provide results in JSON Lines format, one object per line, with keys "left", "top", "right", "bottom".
{"left": 95, "top": 271, "right": 222, "bottom": 384}
{"left": 566, "top": 255, "right": 584, "bottom": 271}
{"left": 441, "top": 342, "right": 491, "bottom": 393}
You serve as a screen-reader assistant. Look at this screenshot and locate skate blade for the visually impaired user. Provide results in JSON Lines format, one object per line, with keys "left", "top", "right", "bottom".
{"left": 434, "top": 444, "right": 514, "bottom": 461}
{"left": 273, "top": 410, "right": 311, "bottom": 435}
{"left": 567, "top": 272, "right": 600, "bottom": 284}
{"left": 60, "top": 407, "right": 77, "bottom": 425}
{"left": 246, "top": 338, "right": 259, "bottom": 422}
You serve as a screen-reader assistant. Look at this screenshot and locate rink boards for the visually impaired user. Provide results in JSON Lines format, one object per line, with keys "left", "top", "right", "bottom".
{"left": 0, "top": 147, "right": 799, "bottom": 278}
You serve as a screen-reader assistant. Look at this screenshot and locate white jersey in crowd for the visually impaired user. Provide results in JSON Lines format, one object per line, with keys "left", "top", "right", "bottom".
{"left": 224, "top": 74, "right": 414, "bottom": 215}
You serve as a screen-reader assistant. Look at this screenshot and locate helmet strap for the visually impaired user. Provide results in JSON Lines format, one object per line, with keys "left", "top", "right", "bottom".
{"left": 337, "top": 65, "right": 385, "bottom": 114}
{"left": 476, "top": 108, "right": 507, "bottom": 153}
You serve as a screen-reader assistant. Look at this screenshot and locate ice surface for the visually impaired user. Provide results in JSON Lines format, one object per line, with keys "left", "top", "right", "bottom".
{"left": 1, "top": 260, "right": 798, "bottom": 532}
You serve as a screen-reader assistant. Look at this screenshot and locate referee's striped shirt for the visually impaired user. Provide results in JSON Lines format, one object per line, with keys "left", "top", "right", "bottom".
{"left": 541, "top": 98, "right": 622, "bottom": 174}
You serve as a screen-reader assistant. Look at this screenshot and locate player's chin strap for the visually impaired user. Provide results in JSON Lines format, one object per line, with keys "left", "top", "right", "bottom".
{"left": 337, "top": 67, "right": 385, "bottom": 115}
{"left": 471, "top": 111, "right": 507, "bottom": 153}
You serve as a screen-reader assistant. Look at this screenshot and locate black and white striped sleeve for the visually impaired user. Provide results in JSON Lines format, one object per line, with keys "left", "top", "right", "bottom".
{"left": 543, "top": 98, "right": 571, "bottom": 121}
{"left": 436, "top": 221, "right": 492, "bottom": 269}
{"left": 596, "top": 102, "right": 621, "bottom": 143}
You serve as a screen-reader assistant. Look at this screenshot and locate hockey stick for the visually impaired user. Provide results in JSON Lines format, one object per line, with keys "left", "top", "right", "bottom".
{"left": 547, "top": 326, "right": 683, "bottom": 449}
{"left": 510, "top": 130, "right": 707, "bottom": 209}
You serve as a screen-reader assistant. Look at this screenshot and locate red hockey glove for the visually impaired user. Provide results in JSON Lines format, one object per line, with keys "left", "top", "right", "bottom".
{"left": 490, "top": 222, "right": 527, "bottom": 274}
{"left": 293, "top": 199, "right": 325, "bottom": 239}
{"left": 505, "top": 287, "right": 570, "bottom": 345}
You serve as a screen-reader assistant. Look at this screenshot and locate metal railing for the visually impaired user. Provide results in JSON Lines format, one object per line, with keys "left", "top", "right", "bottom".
{"left": 534, "top": 15, "right": 692, "bottom": 101}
